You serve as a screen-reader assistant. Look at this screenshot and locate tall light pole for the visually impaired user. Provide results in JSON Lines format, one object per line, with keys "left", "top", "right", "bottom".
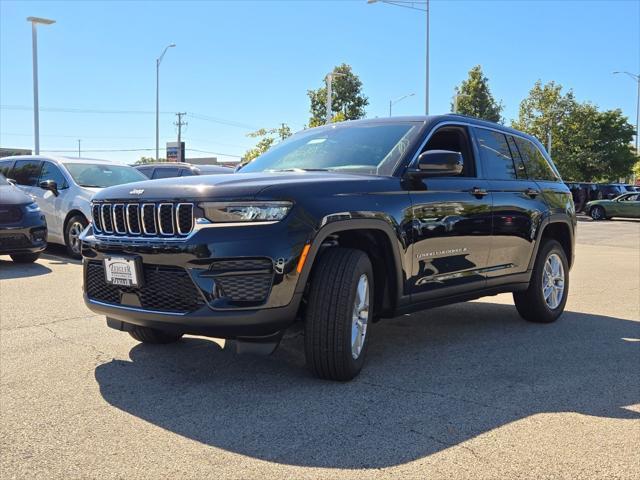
{"left": 325, "top": 71, "right": 345, "bottom": 124}
{"left": 156, "top": 43, "right": 175, "bottom": 161}
{"left": 26, "top": 16, "right": 55, "bottom": 155}
{"left": 389, "top": 92, "right": 415, "bottom": 116}
{"left": 613, "top": 71, "right": 640, "bottom": 155}
{"left": 368, "top": 0, "right": 429, "bottom": 115}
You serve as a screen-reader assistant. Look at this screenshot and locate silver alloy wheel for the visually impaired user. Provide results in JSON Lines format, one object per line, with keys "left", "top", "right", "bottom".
{"left": 351, "top": 274, "right": 370, "bottom": 360}
{"left": 542, "top": 253, "right": 565, "bottom": 310}
{"left": 68, "top": 221, "right": 84, "bottom": 254}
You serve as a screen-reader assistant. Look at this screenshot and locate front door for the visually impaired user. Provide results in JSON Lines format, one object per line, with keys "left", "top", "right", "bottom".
{"left": 31, "top": 161, "right": 70, "bottom": 241}
{"left": 408, "top": 124, "right": 492, "bottom": 300}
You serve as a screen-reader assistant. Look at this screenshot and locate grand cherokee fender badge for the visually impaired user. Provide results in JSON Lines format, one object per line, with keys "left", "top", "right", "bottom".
{"left": 129, "top": 188, "right": 144, "bottom": 195}
{"left": 416, "top": 247, "right": 468, "bottom": 259}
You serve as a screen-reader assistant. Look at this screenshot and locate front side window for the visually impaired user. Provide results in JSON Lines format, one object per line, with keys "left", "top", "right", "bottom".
{"left": 64, "top": 163, "right": 147, "bottom": 188}
{"left": 422, "top": 125, "right": 476, "bottom": 177}
{"left": 12, "top": 160, "right": 43, "bottom": 186}
{"left": 240, "top": 122, "right": 420, "bottom": 176}
{"left": 39, "top": 162, "right": 68, "bottom": 189}
{"left": 474, "top": 128, "right": 516, "bottom": 180}
{"left": 514, "top": 137, "right": 559, "bottom": 181}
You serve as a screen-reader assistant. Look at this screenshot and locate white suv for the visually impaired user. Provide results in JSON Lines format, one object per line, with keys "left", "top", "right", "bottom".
{"left": 0, "top": 156, "right": 146, "bottom": 258}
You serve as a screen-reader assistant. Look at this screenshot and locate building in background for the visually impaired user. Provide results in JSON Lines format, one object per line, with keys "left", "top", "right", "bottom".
{"left": 0, "top": 148, "right": 32, "bottom": 158}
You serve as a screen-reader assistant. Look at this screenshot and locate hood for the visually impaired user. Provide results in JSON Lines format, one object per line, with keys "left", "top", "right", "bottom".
{"left": 0, "top": 184, "right": 34, "bottom": 206}
{"left": 92, "top": 171, "right": 388, "bottom": 202}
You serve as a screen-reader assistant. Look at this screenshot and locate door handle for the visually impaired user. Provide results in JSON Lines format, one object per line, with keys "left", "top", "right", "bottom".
{"left": 470, "top": 186, "right": 488, "bottom": 198}
{"left": 525, "top": 188, "right": 540, "bottom": 198}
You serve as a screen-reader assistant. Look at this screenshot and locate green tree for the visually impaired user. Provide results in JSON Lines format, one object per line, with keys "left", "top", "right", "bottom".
{"left": 134, "top": 156, "right": 166, "bottom": 165}
{"left": 513, "top": 80, "right": 636, "bottom": 181}
{"left": 242, "top": 124, "right": 292, "bottom": 164}
{"left": 452, "top": 65, "right": 503, "bottom": 122}
{"left": 307, "top": 63, "right": 368, "bottom": 127}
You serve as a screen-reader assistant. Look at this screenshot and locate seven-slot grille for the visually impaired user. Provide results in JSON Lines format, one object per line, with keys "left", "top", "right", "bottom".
{"left": 92, "top": 202, "right": 194, "bottom": 238}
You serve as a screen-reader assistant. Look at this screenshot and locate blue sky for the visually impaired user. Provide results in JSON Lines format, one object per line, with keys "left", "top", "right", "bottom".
{"left": 1, "top": 0, "right": 638, "bottom": 164}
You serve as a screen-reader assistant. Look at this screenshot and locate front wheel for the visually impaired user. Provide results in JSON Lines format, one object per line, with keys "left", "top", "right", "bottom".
{"left": 513, "top": 239, "right": 569, "bottom": 323}
{"left": 590, "top": 206, "right": 606, "bottom": 221}
{"left": 65, "top": 215, "right": 88, "bottom": 259}
{"left": 304, "top": 248, "right": 373, "bottom": 381}
{"left": 128, "top": 326, "right": 183, "bottom": 344}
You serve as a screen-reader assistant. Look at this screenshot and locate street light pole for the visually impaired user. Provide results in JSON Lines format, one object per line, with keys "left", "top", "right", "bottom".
{"left": 325, "top": 71, "right": 345, "bottom": 124}
{"left": 156, "top": 43, "right": 176, "bottom": 161}
{"left": 389, "top": 92, "right": 415, "bottom": 116}
{"left": 613, "top": 71, "right": 640, "bottom": 155}
{"left": 26, "top": 16, "right": 55, "bottom": 156}
{"left": 368, "top": 1, "right": 429, "bottom": 115}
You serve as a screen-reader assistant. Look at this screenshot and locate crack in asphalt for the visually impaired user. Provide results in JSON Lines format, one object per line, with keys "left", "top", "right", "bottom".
{"left": 41, "top": 325, "right": 112, "bottom": 365}
{"left": 0, "top": 314, "right": 102, "bottom": 332}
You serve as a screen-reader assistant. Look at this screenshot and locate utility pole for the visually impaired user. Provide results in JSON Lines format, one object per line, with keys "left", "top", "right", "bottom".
{"left": 77, "top": 139, "right": 81, "bottom": 157}
{"left": 175, "top": 112, "right": 187, "bottom": 162}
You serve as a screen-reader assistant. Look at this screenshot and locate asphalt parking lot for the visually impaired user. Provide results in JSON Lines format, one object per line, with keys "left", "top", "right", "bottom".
{"left": 1, "top": 219, "right": 639, "bottom": 479}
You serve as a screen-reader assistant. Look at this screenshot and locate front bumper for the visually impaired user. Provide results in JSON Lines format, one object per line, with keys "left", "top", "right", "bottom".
{"left": 0, "top": 214, "right": 47, "bottom": 255}
{"left": 80, "top": 217, "right": 312, "bottom": 338}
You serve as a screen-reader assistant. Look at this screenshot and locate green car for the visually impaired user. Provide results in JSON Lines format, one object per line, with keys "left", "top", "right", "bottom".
{"left": 586, "top": 192, "right": 640, "bottom": 220}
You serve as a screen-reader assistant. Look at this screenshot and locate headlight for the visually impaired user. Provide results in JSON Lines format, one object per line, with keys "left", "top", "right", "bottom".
{"left": 24, "top": 202, "right": 41, "bottom": 213}
{"left": 199, "top": 201, "right": 292, "bottom": 223}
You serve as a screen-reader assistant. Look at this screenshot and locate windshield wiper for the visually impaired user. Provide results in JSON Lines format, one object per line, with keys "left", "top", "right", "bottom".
{"left": 80, "top": 184, "right": 103, "bottom": 188}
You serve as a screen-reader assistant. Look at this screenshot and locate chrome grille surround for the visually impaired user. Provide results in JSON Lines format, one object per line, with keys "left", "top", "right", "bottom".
{"left": 92, "top": 202, "right": 194, "bottom": 239}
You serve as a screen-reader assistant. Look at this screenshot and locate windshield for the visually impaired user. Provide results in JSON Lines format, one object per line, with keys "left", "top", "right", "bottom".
{"left": 64, "top": 163, "right": 147, "bottom": 188}
{"left": 240, "top": 122, "right": 420, "bottom": 176}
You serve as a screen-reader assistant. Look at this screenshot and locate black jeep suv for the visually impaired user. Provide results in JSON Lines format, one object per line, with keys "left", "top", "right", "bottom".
{"left": 81, "top": 115, "right": 575, "bottom": 380}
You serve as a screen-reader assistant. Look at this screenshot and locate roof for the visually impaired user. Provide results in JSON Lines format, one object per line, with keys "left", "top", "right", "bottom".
{"left": 0, "top": 154, "right": 115, "bottom": 164}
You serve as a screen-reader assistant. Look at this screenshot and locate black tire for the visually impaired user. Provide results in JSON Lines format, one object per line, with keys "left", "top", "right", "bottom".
{"left": 590, "top": 206, "right": 606, "bottom": 221}
{"left": 128, "top": 326, "right": 183, "bottom": 344}
{"left": 513, "top": 239, "right": 569, "bottom": 323}
{"left": 65, "top": 214, "right": 88, "bottom": 259}
{"left": 10, "top": 252, "right": 41, "bottom": 263}
{"left": 304, "top": 248, "right": 373, "bottom": 381}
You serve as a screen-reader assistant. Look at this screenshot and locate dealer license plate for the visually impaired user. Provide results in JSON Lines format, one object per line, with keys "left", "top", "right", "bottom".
{"left": 104, "top": 257, "right": 141, "bottom": 287}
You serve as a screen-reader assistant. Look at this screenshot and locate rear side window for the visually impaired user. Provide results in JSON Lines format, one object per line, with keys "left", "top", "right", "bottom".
{"left": 179, "top": 168, "right": 196, "bottom": 176}
{"left": 137, "top": 167, "right": 153, "bottom": 178}
{"left": 474, "top": 127, "right": 516, "bottom": 180}
{"left": 12, "top": 159, "right": 43, "bottom": 186}
{"left": 39, "top": 162, "right": 68, "bottom": 189}
{"left": 514, "top": 137, "right": 559, "bottom": 181}
{"left": 0, "top": 160, "right": 14, "bottom": 177}
{"left": 152, "top": 167, "right": 180, "bottom": 179}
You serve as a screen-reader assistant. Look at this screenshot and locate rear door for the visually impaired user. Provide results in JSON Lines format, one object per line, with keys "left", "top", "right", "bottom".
{"left": 408, "top": 124, "right": 492, "bottom": 300}
{"left": 473, "top": 128, "right": 548, "bottom": 285}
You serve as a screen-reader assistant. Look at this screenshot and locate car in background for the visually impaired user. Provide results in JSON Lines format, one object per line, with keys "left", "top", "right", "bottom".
{"left": 586, "top": 192, "right": 640, "bottom": 220}
{"left": 0, "top": 173, "right": 47, "bottom": 263}
{"left": 135, "top": 162, "right": 233, "bottom": 179}
{"left": 0, "top": 156, "right": 146, "bottom": 258}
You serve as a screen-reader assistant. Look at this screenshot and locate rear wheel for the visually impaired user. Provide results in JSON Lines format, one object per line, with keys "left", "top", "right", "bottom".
{"left": 65, "top": 215, "right": 88, "bottom": 259}
{"left": 513, "top": 239, "right": 569, "bottom": 323}
{"left": 10, "top": 252, "right": 41, "bottom": 263}
{"left": 128, "top": 326, "right": 183, "bottom": 344}
{"left": 304, "top": 248, "right": 373, "bottom": 381}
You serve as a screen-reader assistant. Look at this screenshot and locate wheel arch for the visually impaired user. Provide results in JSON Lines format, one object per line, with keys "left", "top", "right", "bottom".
{"left": 296, "top": 219, "right": 406, "bottom": 318}
{"left": 529, "top": 217, "right": 575, "bottom": 270}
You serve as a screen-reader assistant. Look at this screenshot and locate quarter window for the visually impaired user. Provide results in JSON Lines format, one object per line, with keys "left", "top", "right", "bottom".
{"left": 0, "top": 160, "right": 14, "bottom": 177}
{"left": 506, "top": 136, "right": 528, "bottom": 179}
{"left": 12, "top": 159, "right": 43, "bottom": 186}
{"left": 514, "top": 137, "right": 558, "bottom": 181}
{"left": 39, "top": 162, "right": 68, "bottom": 189}
{"left": 474, "top": 128, "right": 516, "bottom": 180}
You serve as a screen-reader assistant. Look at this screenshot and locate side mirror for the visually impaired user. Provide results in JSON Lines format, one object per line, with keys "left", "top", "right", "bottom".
{"left": 407, "top": 150, "right": 463, "bottom": 178}
{"left": 39, "top": 179, "right": 59, "bottom": 196}
{"left": 6, "top": 178, "right": 17, "bottom": 186}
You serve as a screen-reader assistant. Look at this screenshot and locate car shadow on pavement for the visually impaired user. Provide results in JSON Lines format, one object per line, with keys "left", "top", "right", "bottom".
{"left": 94, "top": 302, "right": 640, "bottom": 469}
{"left": 0, "top": 258, "right": 52, "bottom": 279}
